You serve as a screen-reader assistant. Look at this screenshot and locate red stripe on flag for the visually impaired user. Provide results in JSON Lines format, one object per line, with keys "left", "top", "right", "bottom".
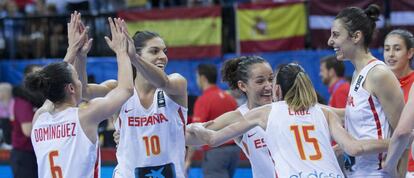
{"left": 368, "top": 96, "right": 383, "bottom": 170}
{"left": 167, "top": 45, "right": 221, "bottom": 59}
{"left": 391, "top": 0, "right": 414, "bottom": 11}
{"left": 309, "top": 0, "right": 384, "bottom": 15}
{"left": 237, "top": 1, "right": 303, "bottom": 10}
{"left": 118, "top": 6, "right": 220, "bottom": 21}
{"left": 240, "top": 36, "right": 304, "bottom": 53}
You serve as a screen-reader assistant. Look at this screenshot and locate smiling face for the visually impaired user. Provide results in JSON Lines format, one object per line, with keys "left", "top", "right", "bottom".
{"left": 239, "top": 62, "right": 273, "bottom": 108}
{"left": 140, "top": 37, "right": 168, "bottom": 70}
{"left": 327, "top": 19, "right": 355, "bottom": 61}
{"left": 384, "top": 34, "right": 413, "bottom": 73}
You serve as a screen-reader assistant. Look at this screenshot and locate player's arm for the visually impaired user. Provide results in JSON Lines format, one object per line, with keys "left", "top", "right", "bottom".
{"left": 323, "top": 108, "right": 388, "bottom": 156}
{"left": 384, "top": 83, "right": 414, "bottom": 171}
{"left": 79, "top": 18, "right": 134, "bottom": 130}
{"left": 122, "top": 23, "right": 187, "bottom": 102}
{"left": 188, "top": 105, "right": 270, "bottom": 147}
{"left": 186, "top": 110, "right": 244, "bottom": 146}
{"left": 369, "top": 66, "right": 404, "bottom": 131}
{"left": 318, "top": 104, "right": 345, "bottom": 123}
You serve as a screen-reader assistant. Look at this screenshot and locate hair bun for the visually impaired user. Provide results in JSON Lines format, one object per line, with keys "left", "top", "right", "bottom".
{"left": 364, "top": 4, "right": 380, "bottom": 22}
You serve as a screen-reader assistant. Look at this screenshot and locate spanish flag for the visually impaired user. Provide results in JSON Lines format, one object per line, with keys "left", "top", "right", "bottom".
{"left": 237, "top": 1, "right": 306, "bottom": 53}
{"left": 119, "top": 6, "right": 221, "bottom": 59}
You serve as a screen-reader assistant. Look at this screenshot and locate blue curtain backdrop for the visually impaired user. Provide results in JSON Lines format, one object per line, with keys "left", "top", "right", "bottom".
{"left": 0, "top": 49, "right": 384, "bottom": 102}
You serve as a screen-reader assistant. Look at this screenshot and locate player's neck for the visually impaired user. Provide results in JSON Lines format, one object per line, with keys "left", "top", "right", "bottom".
{"left": 394, "top": 67, "right": 413, "bottom": 79}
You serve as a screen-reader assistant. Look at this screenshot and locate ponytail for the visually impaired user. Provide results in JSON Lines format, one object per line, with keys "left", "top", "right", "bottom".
{"left": 284, "top": 72, "right": 317, "bottom": 111}
{"left": 277, "top": 63, "right": 317, "bottom": 111}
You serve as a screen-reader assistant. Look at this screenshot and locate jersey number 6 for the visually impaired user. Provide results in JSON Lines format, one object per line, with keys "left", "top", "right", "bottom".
{"left": 49, "top": 150, "right": 63, "bottom": 178}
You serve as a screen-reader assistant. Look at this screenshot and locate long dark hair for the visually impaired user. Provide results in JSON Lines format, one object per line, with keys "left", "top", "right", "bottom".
{"left": 25, "top": 62, "right": 74, "bottom": 103}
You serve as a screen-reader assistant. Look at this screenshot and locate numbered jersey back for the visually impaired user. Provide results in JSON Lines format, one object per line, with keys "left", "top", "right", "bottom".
{"left": 31, "top": 108, "right": 100, "bottom": 178}
{"left": 114, "top": 89, "right": 187, "bottom": 178}
{"left": 265, "top": 101, "right": 343, "bottom": 178}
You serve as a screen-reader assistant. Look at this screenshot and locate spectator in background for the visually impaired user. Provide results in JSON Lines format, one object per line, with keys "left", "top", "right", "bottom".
{"left": 11, "top": 64, "right": 44, "bottom": 178}
{"left": 0, "top": 83, "right": 13, "bottom": 148}
{"left": 319, "top": 55, "right": 350, "bottom": 108}
{"left": 192, "top": 64, "right": 240, "bottom": 178}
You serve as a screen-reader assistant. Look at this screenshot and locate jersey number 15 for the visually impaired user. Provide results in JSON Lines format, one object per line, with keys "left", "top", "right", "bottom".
{"left": 290, "top": 125, "right": 322, "bottom": 160}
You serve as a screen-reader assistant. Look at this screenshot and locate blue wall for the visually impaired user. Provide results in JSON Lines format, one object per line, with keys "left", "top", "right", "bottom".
{"left": 0, "top": 49, "right": 384, "bottom": 102}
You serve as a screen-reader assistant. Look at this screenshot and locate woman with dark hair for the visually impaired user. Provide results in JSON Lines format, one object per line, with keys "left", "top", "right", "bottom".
{"left": 28, "top": 15, "right": 133, "bottom": 178}
{"left": 383, "top": 29, "right": 414, "bottom": 177}
{"left": 192, "top": 56, "right": 276, "bottom": 178}
{"left": 77, "top": 26, "right": 189, "bottom": 177}
{"left": 188, "top": 63, "right": 387, "bottom": 177}
{"left": 327, "top": 4, "right": 405, "bottom": 177}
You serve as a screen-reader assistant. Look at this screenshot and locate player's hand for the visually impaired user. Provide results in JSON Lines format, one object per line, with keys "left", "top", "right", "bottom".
{"left": 105, "top": 18, "right": 128, "bottom": 55}
{"left": 67, "top": 11, "right": 88, "bottom": 52}
{"left": 77, "top": 22, "right": 93, "bottom": 58}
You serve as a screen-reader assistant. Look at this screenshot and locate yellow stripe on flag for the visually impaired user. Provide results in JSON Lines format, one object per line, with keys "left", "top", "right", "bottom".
{"left": 237, "top": 3, "right": 307, "bottom": 41}
{"left": 126, "top": 17, "right": 221, "bottom": 47}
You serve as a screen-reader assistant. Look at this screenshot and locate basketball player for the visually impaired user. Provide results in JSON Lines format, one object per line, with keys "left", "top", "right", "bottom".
{"left": 188, "top": 56, "right": 276, "bottom": 178}
{"left": 382, "top": 29, "right": 414, "bottom": 177}
{"left": 28, "top": 14, "right": 133, "bottom": 178}
{"left": 75, "top": 22, "right": 188, "bottom": 177}
{"left": 188, "top": 63, "right": 389, "bottom": 177}
{"left": 327, "top": 4, "right": 405, "bottom": 177}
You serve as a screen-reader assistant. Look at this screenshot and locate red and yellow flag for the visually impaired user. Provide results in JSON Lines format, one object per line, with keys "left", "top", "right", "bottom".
{"left": 237, "top": 1, "right": 306, "bottom": 53}
{"left": 119, "top": 6, "right": 221, "bottom": 59}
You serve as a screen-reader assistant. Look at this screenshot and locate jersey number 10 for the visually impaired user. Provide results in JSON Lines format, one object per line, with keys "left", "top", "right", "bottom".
{"left": 143, "top": 135, "right": 161, "bottom": 156}
{"left": 290, "top": 125, "right": 322, "bottom": 160}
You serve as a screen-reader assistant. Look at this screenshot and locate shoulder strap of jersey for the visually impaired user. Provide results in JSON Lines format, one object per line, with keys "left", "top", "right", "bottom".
{"left": 352, "top": 60, "right": 384, "bottom": 92}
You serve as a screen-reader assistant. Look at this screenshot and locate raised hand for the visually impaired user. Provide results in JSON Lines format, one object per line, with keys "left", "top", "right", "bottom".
{"left": 65, "top": 11, "right": 90, "bottom": 64}
{"left": 78, "top": 22, "right": 93, "bottom": 58}
{"left": 119, "top": 20, "right": 137, "bottom": 61}
{"left": 67, "top": 11, "right": 88, "bottom": 52}
{"left": 104, "top": 18, "right": 128, "bottom": 55}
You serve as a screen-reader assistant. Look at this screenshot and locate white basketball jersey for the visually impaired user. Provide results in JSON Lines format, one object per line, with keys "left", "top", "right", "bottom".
{"left": 345, "top": 60, "right": 390, "bottom": 177}
{"left": 31, "top": 107, "right": 100, "bottom": 178}
{"left": 114, "top": 89, "right": 187, "bottom": 178}
{"left": 266, "top": 101, "right": 344, "bottom": 178}
{"left": 234, "top": 103, "right": 276, "bottom": 178}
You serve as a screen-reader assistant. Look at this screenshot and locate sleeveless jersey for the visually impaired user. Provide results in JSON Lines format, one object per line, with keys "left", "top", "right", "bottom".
{"left": 266, "top": 101, "right": 344, "bottom": 178}
{"left": 234, "top": 103, "right": 276, "bottom": 178}
{"left": 345, "top": 60, "right": 390, "bottom": 177}
{"left": 114, "top": 88, "right": 187, "bottom": 178}
{"left": 31, "top": 107, "right": 100, "bottom": 178}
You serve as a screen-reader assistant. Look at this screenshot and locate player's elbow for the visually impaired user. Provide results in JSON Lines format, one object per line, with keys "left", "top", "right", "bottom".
{"left": 393, "top": 128, "right": 412, "bottom": 141}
